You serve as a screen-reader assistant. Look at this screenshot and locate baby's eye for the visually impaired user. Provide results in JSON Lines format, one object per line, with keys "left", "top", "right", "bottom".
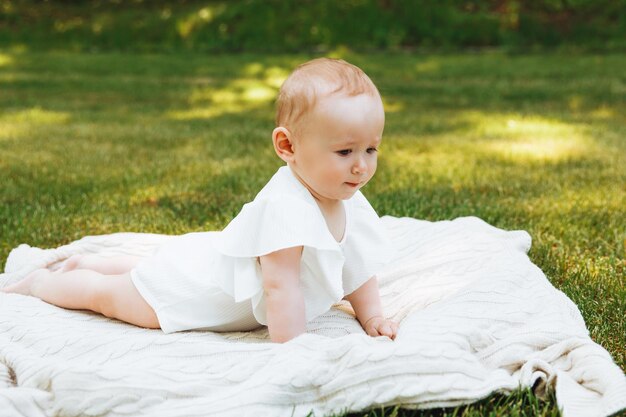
{"left": 367, "top": 147, "right": 378, "bottom": 153}
{"left": 337, "top": 150, "right": 351, "bottom": 156}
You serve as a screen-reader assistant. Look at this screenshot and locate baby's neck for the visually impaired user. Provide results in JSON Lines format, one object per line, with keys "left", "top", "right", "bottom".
{"left": 314, "top": 196, "right": 342, "bottom": 212}
{"left": 314, "top": 198, "right": 346, "bottom": 243}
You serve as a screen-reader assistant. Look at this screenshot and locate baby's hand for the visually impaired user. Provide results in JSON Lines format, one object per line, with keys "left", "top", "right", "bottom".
{"left": 362, "top": 316, "right": 398, "bottom": 340}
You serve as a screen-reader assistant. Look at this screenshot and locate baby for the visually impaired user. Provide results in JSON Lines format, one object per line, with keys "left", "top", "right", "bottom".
{"left": 2, "top": 58, "right": 399, "bottom": 343}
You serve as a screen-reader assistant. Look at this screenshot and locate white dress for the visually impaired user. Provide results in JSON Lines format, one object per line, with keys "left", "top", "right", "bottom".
{"left": 130, "top": 165, "right": 396, "bottom": 333}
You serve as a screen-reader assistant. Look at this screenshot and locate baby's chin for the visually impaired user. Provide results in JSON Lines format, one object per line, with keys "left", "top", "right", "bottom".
{"left": 312, "top": 190, "right": 354, "bottom": 204}
{"left": 336, "top": 186, "right": 362, "bottom": 200}
{"left": 307, "top": 181, "right": 365, "bottom": 203}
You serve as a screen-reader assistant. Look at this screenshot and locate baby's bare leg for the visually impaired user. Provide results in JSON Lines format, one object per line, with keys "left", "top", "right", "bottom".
{"left": 61, "top": 254, "right": 144, "bottom": 275}
{"left": 2, "top": 268, "right": 160, "bottom": 329}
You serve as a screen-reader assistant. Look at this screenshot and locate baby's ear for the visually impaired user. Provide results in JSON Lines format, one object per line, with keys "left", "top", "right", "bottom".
{"left": 272, "top": 127, "right": 295, "bottom": 163}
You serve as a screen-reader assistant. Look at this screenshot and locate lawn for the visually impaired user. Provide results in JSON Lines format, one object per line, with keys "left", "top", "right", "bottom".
{"left": 0, "top": 50, "right": 624, "bottom": 416}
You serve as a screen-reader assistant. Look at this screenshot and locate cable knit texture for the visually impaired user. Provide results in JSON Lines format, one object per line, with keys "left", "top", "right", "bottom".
{"left": 0, "top": 216, "right": 624, "bottom": 417}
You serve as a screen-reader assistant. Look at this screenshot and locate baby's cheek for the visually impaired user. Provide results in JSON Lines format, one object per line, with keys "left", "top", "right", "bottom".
{"left": 368, "top": 160, "right": 378, "bottom": 177}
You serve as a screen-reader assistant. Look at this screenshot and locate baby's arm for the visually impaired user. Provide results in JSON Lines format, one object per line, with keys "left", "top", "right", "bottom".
{"left": 259, "top": 246, "right": 306, "bottom": 343}
{"left": 343, "top": 276, "right": 398, "bottom": 340}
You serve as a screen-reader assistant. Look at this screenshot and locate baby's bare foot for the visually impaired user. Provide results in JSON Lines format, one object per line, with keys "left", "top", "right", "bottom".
{"left": 61, "top": 254, "right": 83, "bottom": 272}
{"left": 1, "top": 268, "right": 47, "bottom": 296}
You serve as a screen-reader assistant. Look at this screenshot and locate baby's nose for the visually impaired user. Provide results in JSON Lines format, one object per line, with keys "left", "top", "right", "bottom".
{"left": 353, "top": 157, "right": 367, "bottom": 174}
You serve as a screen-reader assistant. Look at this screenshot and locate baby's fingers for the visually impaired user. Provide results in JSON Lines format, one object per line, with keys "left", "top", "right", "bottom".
{"left": 389, "top": 321, "right": 399, "bottom": 339}
{"left": 381, "top": 320, "right": 399, "bottom": 340}
{"left": 378, "top": 323, "right": 394, "bottom": 339}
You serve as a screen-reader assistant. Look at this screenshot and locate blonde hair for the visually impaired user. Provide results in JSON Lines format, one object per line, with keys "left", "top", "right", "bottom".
{"left": 275, "top": 58, "right": 381, "bottom": 137}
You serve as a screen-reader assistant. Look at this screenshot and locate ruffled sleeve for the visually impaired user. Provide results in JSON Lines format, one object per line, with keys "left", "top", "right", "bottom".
{"left": 210, "top": 193, "right": 346, "bottom": 325}
{"left": 217, "top": 193, "right": 341, "bottom": 257}
{"left": 341, "top": 191, "right": 397, "bottom": 295}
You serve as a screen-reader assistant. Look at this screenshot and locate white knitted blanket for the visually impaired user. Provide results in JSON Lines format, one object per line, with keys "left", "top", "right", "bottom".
{"left": 1, "top": 216, "right": 624, "bottom": 417}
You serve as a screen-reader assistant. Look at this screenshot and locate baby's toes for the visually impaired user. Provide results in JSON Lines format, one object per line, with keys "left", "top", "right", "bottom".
{"left": 2, "top": 273, "right": 37, "bottom": 295}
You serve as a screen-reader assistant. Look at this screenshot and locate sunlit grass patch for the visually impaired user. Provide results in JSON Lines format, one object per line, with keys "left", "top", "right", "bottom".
{"left": 0, "top": 106, "right": 70, "bottom": 124}
{"left": 589, "top": 105, "right": 615, "bottom": 120}
{"left": 469, "top": 112, "right": 597, "bottom": 162}
{"left": 0, "top": 53, "right": 14, "bottom": 68}
{"left": 188, "top": 79, "right": 276, "bottom": 105}
{"left": 488, "top": 137, "right": 584, "bottom": 161}
{"left": 167, "top": 65, "right": 287, "bottom": 120}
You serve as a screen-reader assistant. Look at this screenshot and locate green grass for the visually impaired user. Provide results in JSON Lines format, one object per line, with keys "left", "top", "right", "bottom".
{"left": 0, "top": 49, "right": 624, "bottom": 416}
{"left": 2, "top": 0, "right": 625, "bottom": 53}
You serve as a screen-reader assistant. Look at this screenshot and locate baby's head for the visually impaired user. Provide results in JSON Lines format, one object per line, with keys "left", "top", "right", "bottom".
{"left": 273, "top": 58, "right": 385, "bottom": 203}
